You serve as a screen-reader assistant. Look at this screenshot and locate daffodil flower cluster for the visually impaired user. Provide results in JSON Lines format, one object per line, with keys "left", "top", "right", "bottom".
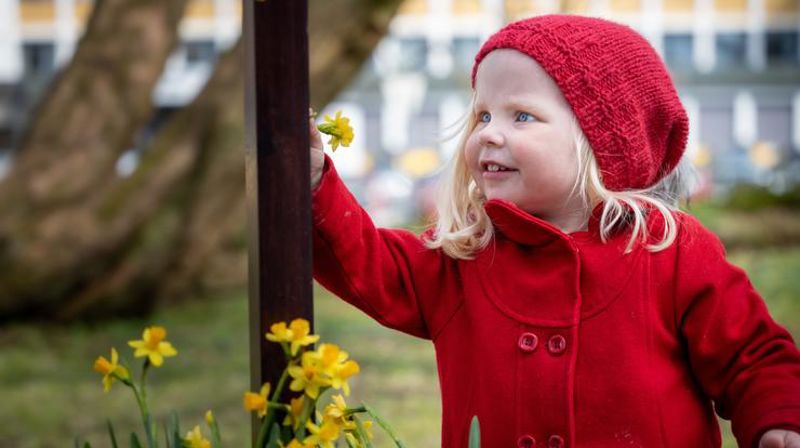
{"left": 84, "top": 320, "right": 404, "bottom": 448}
{"left": 316, "top": 110, "right": 355, "bottom": 152}
{"left": 243, "top": 318, "right": 405, "bottom": 448}
{"left": 85, "top": 325, "right": 222, "bottom": 448}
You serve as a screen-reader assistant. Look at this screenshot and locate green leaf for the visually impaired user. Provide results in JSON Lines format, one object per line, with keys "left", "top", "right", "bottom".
{"left": 344, "top": 433, "right": 359, "bottom": 448}
{"left": 353, "top": 416, "right": 374, "bottom": 448}
{"left": 362, "top": 402, "right": 404, "bottom": 448}
{"left": 205, "top": 411, "right": 222, "bottom": 448}
{"left": 468, "top": 415, "right": 481, "bottom": 448}
{"left": 107, "top": 420, "right": 120, "bottom": 448}
{"left": 84, "top": 442, "right": 92, "bottom": 448}
{"left": 166, "top": 412, "right": 182, "bottom": 448}
{"left": 130, "top": 432, "right": 143, "bottom": 448}
{"left": 265, "top": 423, "right": 281, "bottom": 448}
{"left": 254, "top": 416, "right": 270, "bottom": 448}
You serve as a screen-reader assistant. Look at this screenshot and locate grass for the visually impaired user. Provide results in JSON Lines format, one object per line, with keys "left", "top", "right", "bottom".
{"left": 0, "top": 286, "right": 440, "bottom": 447}
{"left": 1, "top": 206, "right": 799, "bottom": 447}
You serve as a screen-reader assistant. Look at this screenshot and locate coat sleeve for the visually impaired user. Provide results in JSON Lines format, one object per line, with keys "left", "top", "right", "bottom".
{"left": 311, "top": 155, "right": 461, "bottom": 340}
{"left": 674, "top": 214, "right": 800, "bottom": 448}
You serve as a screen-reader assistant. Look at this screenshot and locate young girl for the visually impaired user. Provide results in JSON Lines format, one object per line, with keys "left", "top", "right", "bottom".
{"left": 309, "top": 15, "right": 800, "bottom": 448}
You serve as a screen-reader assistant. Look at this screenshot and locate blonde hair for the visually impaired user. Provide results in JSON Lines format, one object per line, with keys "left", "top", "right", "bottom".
{"left": 424, "top": 98, "right": 698, "bottom": 259}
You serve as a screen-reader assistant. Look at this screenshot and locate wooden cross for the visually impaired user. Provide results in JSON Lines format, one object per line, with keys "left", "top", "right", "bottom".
{"left": 243, "top": 0, "right": 312, "bottom": 444}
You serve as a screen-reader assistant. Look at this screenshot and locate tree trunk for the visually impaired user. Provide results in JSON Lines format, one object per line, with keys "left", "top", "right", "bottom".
{"left": 0, "top": 0, "right": 404, "bottom": 323}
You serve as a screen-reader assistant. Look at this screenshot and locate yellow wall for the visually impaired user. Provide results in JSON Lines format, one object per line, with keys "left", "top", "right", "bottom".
{"left": 714, "top": 0, "right": 746, "bottom": 12}
{"left": 505, "top": 0, "right": 533, "bottom": 18}
{"left": 564, "top": 0, "right": 589, "bottom": 13}
{"left": 664, "top": 0, "right": 694, "bottom": 12}
{"left": 453, "top": 0, "right": 481, "bottom": 14}
{"left": 610, "top": 0, "right": 641, "bottom": 12}
{"left": 75, "top": 0, "right": 93, "bottom": 22}
{"left": 20, "top": 0, "right": 55, "bottom": 22}
{"left": 186, "top": 0, "right": 215, "bottom": 19}
{"left": 765, "top": 0, "right": 798, "bottom": 13}
{"left": 398, "top": 0, "right": 428, "bottom": 15}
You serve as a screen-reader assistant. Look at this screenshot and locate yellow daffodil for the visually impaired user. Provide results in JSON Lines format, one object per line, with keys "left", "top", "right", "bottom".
{"left": 204, "top": 410, "right": 214, "bottom": 426}
{"left": 184, "top": 425, "right": 211, "bottom": 448}
{"left": 317, "top": 110, "right": 354, "bottom": 152}
{"left": 324, "top": 394, "right": 347, "bottom": 419}
{"left": 331, "top": 358, "right": 360, "bottom": 396}
{"left": 266, "top": 319, "right": 320, "bottom": 356}
{"left": 324, "top": 394, "right": 356, "bottom": 431}
{"left": 243, "top": 382, "right": 271, "bottom": 417}
{"left": 281, "top": 439, "right": 312, "bottom": 448}
{"left": 127, "top": 325, "right": 177, "bottom": 367}
{"left": 282, "top": 396, "right": 305, "bottom": 430}
{"left": 361, "top": 420, "right": 375, "bottom": 441}
{"left": 304, "top": 418, "right": 341, "bottom": 448}
{"left": 288, "top": 351, "right": 331, "bottom": 399}
{"left": 92, "top": 348, "right": 130, "bottom": 393}
{"left": 315, "top": 344, "right": 361, "bottom": 396}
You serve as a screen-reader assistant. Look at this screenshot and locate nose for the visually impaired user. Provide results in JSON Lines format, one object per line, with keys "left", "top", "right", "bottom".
{"left": 477, "top": 122, "right": 504, "bottom": 147}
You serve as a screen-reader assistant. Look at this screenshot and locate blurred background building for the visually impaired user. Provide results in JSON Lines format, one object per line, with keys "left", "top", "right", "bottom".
{"left": 0, "top": 0, "right": 798, "bottom": 225}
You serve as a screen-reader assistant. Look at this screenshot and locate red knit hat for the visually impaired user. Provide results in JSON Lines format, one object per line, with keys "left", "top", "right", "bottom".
{"left": 471, "top": 15, "right": 689, "bottom": 191}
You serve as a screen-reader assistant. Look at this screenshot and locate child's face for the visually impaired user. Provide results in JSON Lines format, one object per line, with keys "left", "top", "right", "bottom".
{"left": 465, "top": 49, "right": 585, "bottom": 229}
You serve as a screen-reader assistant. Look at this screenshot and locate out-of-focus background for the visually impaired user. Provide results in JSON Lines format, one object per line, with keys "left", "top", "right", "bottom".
{"left": 0, "top": 0, "right": 798, "bottom": 446}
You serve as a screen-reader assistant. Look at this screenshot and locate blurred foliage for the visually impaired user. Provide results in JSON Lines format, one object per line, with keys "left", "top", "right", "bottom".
{"left": 687, "top": 197, "right": 800, "bottom": 249}
{"left": 721, "top": 183, "right": 800, "bottom": 211}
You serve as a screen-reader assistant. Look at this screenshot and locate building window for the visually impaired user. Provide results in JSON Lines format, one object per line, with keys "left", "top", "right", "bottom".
{"left": 452, "top": 37, "right": 481, "bottom": 71}
{"left": 396, "top": 37, "right": 427, "bottom": 72}
{"left": 22, "top": 42, "right": 55, "bottom": 78}
{"left": 715, "top": 33, "right": 747, "bottom": 70}
{"left": 184, "top": 40, "right": 216, "bottom": 66}
{"left": 766, "top": 31, "right": 799, "bottom": 67}
{"left": 663, "top": 34, "right": 694, "bottom": 71}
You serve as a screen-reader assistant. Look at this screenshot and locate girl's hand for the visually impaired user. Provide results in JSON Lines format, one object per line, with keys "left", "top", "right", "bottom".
{"left": 309, "top": 108, "right": 325, "bottom": 189}
{"left": 759, "top": 429, "right": 800, "bottom": 448}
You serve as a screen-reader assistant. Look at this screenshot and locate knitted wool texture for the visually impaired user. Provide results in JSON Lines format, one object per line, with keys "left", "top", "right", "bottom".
{"left": 472, "top": 15, "right": 689, "bottom": 191}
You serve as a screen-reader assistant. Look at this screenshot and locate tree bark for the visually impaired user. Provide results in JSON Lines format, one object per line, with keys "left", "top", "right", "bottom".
{"left": 0, "top": 0, "right": 404, "bottom": 322}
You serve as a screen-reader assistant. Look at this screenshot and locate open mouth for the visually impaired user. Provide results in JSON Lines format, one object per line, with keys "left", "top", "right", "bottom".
{"left": 482, "top": 162, "right": 516, "bottom": 172}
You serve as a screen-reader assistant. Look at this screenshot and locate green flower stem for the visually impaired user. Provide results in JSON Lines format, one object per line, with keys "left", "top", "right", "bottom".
{"left": 129, "top": 382, "right": 155, "bottom": 448}
{"left": 139, "top": 360, "right": 157, "bottom": 448}
{"left": 206, "top": 414, "right": 222, "bottom": 448}
{"left": 254, "top": 416, "right": 270, "bottom": 448}
{"left": 270, "top": 368, "right": 290, "bottom": 404}
{"left": 363, "top": 402, "right": 405, "bottom": 448}
{"left": 256, "top": 367, "right": 291, "bottom": 448}
{"left": 344, "top": 406, "right": 366, "bottom": 416}
{"left": 353, "top": 416, "right": 374, "bottom": 448}
{"left": 294, "top": 392, "right": 320, "bottom": 441}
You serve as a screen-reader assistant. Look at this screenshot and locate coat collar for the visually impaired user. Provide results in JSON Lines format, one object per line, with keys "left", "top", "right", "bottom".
{"left": 484, "top": 199, "right": 606, "bottom": 246}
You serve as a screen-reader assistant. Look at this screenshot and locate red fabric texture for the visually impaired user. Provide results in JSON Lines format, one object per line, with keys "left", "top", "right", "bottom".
{"left": 472, "top": 15, "right": 689, "bottom": 191}
{"left": 312, "top": 158, "right": 800, "bottom": 448}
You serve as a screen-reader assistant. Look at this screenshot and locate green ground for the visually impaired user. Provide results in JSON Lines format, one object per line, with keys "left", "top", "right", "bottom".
{"left": 1, "top": 207, "right": 799, "bottom": 447}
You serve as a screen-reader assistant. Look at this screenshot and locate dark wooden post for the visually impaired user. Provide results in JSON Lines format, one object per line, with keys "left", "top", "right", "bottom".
{"left": 243, "top": 0, "right": 312, "bottom": 444}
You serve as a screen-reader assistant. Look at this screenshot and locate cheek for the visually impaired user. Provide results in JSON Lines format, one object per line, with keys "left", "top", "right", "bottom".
{"left": 463, "top": 136, "right": 481, "bottom": 172}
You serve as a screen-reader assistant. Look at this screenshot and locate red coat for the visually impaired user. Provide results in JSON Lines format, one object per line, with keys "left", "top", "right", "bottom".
{"left": 312, "top": 158, "right": 800, "bottom": 447}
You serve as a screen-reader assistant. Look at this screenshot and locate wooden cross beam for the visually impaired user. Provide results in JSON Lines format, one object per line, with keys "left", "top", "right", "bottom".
{"left": 243, "top": 0, "right": 312, "bottom": 444}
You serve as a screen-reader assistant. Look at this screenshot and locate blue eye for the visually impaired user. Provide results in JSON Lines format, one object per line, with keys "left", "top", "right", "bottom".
{"left": 517, "top": 112, "right": 535, "bottom": 122}
{"left": 478, "top": 112, "right": 491, "bottom": 123}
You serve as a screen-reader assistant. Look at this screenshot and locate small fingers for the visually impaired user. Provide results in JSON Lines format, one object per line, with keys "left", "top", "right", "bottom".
{"left": 309, "top": 118, "right": 323, "bottom": 151}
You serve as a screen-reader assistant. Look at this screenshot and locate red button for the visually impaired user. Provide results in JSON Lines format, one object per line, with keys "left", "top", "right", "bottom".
{"left": 547, "top": 335, "right": 567, "bottom": 355}
{"left": 548, "top": 434, "right": 565, "bottom": 448}
{"left": 517, "top": 435, "right": 536, "bottom": 448}
{"left": 518, "top": 332, "right": 538, "bottom": 352}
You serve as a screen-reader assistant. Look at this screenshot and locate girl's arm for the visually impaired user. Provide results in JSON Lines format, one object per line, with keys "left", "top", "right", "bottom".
{"left": 309, "top": 118, "right": 461, "bottom": 341}
{"left": 674, "top": 214, "right": 800, "bottom": 448}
